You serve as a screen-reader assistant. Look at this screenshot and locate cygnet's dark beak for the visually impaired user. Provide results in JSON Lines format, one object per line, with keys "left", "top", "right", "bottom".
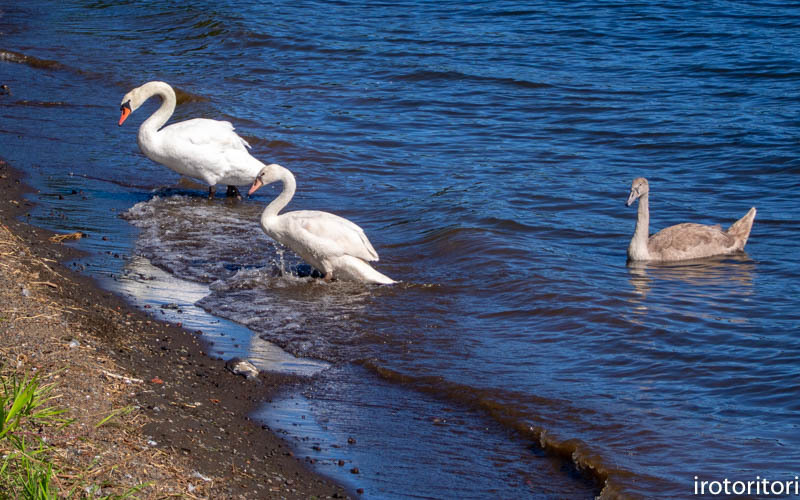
{"left": 625, "top": 189, "right": 637, "bottom": 207}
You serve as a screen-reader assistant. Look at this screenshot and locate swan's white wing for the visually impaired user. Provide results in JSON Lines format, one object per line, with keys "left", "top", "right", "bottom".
{"left": 161, "top": 118, "right": 250, "bottom": 151}
{"left": 154, "top": 118, "right": 260, "bottom": 185}
{"left": 284, "top": 210, "right": 380, "bottom": 262}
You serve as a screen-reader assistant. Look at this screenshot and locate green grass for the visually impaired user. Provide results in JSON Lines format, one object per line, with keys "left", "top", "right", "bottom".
{"left": 95, "top": 405, "right": 134, "bottom": 429}
{"left": 0, "top": 368, "right": 146, "bottom": 499}
{"left": 0, "top": 371, "right": 66, "bottom": 438}
{"left": 0, "top": 370, "right": 65, "bottom": 499}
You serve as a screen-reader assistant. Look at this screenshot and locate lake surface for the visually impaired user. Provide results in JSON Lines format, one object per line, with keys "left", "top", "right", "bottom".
{"left": 2, "top": 1, "right": 799, "bottom": 497}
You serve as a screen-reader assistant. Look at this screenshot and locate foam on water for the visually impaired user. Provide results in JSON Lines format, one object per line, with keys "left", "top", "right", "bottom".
{"left": 122, "top": 195, "right": 402, "bottom": 362}
{"left": 110, "top": 255, "right": 328, "bottom": 377}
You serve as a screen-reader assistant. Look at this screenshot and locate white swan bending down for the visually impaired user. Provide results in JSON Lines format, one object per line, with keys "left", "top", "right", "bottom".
{"left": 118, "top": 81, "right": 267, "bottom": 199}
{"left": 626, "top": 177, "right": 756, "bottom": 262}
{"left": 248, "top": 164, "right": 395, "bottom": 284}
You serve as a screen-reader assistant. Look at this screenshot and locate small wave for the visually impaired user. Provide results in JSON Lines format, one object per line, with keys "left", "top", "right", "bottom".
{"left": 479, "top": 216, "right": 539, "bottom": 234}
{"left": 0, "top": 47, "right": 105, "bottom": 84}
{"left": 414, "top": 225, "right": 496, "bottom": 257}
{"left": 392, "top": 68, "right": 552, "bottom": 90}
{"left": 685, "top": 63, "right": 800, "bottom": 80}
{"left": 10, "top": 100, "right": 71, "bottom": 107}
{"left": 358, "top": 361, "right": 612, "bottom": 497}
{"left": 172, "top": 86, "right": 210, "bottom": 105}
{"left": 0, "top": 49, "right": 66, "bottom": 70}
{"left": 238, "top": 135, "right": 294, "bottom": 151}
{"left": 0, "top": 48, "right": 209, "bottom": 106}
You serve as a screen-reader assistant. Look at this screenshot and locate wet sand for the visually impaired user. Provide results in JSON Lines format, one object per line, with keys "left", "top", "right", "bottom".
{"left": 0, "top": 158, "right": 350, "bottom": 498}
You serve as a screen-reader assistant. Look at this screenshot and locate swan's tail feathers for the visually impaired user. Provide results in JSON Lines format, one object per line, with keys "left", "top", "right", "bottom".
{"left": 366, "top": 270, "right": 396, "bottom": 285}
{"left": 337, "top": 256, "right": 396, "bottom": 285}
{"left": 727, "top": 207, "right": 756, "bottom": 249}
{"left": 355, "top": 263, "right": 395, "bottom": 285}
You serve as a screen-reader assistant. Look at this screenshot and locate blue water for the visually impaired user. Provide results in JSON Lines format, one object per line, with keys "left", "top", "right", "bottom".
{"left": 2, "top": 1, "right": 800, "bottom": 498}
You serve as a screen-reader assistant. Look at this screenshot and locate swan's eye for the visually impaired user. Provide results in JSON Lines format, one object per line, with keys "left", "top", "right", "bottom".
{"left": 120, "top": 101, "right": 131, "bottom": 112}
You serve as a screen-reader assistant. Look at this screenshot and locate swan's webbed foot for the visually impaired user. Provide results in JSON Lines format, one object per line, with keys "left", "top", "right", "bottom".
{"left": 208, "top": 186, "right": 216, "bottom": 200}
{"left": 226, "top": 185, "right": 242, "bottom": 200}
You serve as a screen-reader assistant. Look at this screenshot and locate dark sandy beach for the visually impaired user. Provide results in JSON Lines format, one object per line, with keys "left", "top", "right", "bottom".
{"left": 0, "top": 157, "right": 350, "bottom": 498}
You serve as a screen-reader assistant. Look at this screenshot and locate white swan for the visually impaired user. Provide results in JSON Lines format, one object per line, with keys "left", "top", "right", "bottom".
{"left": 118, "top": 81, "right": 267, "bottom": 199}
{"left": 626, "top": 177, "right": 756, "bottom": 262}
{"left": 248, "top": 164, "right": 395, "bottom": 284}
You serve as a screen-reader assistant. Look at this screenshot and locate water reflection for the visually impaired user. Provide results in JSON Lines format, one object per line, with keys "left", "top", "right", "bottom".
{"left": 111, "top": 255, "right": 328, "bottom": 376}
{"left": 626, "top": 254, "right": 755, "bottom": 320}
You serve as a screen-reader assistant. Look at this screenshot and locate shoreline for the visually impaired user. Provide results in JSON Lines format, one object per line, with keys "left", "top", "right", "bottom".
{"left": 0, "top": 158, "right": 351, "bottom": 498}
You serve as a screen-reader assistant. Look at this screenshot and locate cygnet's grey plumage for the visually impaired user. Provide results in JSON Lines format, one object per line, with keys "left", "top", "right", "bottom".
{"left": 626, "top": 177, "right": 756, "bottom": 262}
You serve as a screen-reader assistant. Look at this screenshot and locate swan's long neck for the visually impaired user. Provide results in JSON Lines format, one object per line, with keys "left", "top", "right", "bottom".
{"left": 629, "top": 193, "right": 651, "bottom": 260}
{"left": 262, "top": 167, "right": 296, "bottom": 222}
{"left": 137, "top": 81, "right": 176, "bottom": 145}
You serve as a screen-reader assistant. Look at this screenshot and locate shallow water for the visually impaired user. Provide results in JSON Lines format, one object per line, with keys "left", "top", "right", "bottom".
{"left": 2, "top": 1, "right": 800, "bottom": 497}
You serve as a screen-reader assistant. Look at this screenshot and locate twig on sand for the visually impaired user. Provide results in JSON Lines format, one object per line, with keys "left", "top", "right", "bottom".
{"left": 30, "top": 281, "right": 60, "bottom": 289}
{"left": 12, "top": 313, "right": 58, "bottom": 322}
{"left": 101, "top": 370, "right": 144, "bottom": 384}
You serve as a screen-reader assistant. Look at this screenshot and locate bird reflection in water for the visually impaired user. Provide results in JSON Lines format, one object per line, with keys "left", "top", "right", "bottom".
{"left": 626, "top": 254, "right": 755, "bottom": 322}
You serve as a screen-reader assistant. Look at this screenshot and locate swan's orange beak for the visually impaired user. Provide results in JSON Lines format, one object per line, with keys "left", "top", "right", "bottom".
{"left": 118, "top": 107, "right": 131, "bottom": 126}
{"left": 118, "top": 103, "right": 131, "bottom": 126}
{"left": 248, "top": 178, "right": 264, "bottom": 196}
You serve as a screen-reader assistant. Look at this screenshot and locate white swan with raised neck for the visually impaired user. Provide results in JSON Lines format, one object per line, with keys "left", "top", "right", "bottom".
{"left": 118, "top": 81, "right": 267, "bottom": 199}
